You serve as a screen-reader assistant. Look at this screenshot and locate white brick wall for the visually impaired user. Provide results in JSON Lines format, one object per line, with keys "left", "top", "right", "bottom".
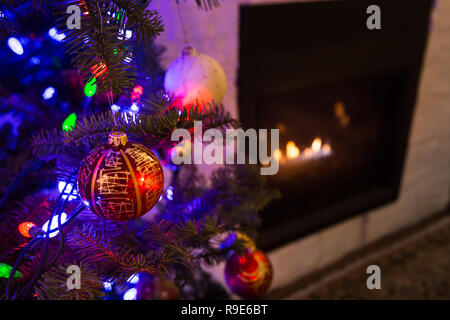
{"left": 150, "top": 0, "right": 450, "bottom": 294}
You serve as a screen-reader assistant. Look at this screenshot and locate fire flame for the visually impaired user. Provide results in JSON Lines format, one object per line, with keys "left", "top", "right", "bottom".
{"left": 311, "top": 138, "right": 322, "bottom": 153}
{"left": 274, "top": 149, "right": 283, "bottom": 161}
{"left": 286, "top": 141, "right": 300, "bottom": 159}
{"left": 275, "top": 137, "right": 332, "bottom": 163}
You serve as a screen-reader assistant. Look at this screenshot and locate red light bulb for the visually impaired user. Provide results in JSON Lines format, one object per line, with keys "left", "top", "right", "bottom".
{"left": 133, "top": 85, "right": 143, "bottom": 95}
{"left": 90, "top": 62, "right": 107, "bottom": 78}
{"left": 18, "top": 222, "right": 36, "bottom": 238}
{"left": 131, "top": 85, "right": 144, "bottom": 101}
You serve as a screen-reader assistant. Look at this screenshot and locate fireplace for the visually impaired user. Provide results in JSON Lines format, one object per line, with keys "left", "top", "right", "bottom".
{"left": 238, "top": 0, "right": 433, "bottom": 249}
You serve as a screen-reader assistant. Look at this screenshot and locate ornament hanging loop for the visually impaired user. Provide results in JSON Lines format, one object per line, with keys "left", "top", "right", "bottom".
{"left": 180, "top": 43, "right": 197, "bottom": 57}
{"left": 176, "top": 0, "right": 191, "bottom": 44}
{"left": 107, "top": 90, "right": 118, "bottom": 128}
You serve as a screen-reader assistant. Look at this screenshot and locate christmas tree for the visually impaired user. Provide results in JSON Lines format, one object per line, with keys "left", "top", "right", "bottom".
{"left": 0, "top": 0, "right": 278, "bottom": 300}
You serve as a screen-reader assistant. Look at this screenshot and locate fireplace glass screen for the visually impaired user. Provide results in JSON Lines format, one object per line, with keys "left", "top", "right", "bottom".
{"left": 238, "top": 0, "right": 432, "bottom": 249}
{"left": 258, "top": 73, "right": 405, "bottom": 245}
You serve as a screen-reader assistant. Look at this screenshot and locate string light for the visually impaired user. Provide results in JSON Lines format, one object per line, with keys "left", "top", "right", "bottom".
{"left": 133, "top": 85, "right": 143, "bottom": 95}
{"left": 123, "top": 55, "right": 132, "bottom": 63}
{"left": 111, "top": 104, "right": 121, "bottom": 112}
{"left": 123, "top": 288, "right": 137, "bottom": 300}
{"left": 90, "top": 62, "right": 107, "bottom": 78}
{"left": 84, "top": 78, "right": 97, "bottom": 97}
{"left": 42, "top": 87, "right": 56, "bottom": 100}
{"left": 130, "top": 103, "right": 139, "bottom": 113}
{"left": 58, "top": 181, "right": 78, "bottom": 201}
{"left": 166, "top": 186, "right": 174, "bottom": 201}
{"left": 30, "top": 57, "right": 40, "bottom": 65}
{"left": 8, "top": 37, "right": 24, "bottom": 55}
{"left": 118, "top": 29, "right": 132, "bottom": 40}
{"left": 103, "top": 281, "right": 113, "bottom": 292}
{"left": 62, "top": 113, "right": 77, "bottom": 132}
{"left": 0, "top": 263, "right": 22, "bottom": 279}
{"left": 42, "top": 212, "right": 68, "bottom": 238}
{"left": 48, "top": 27, "right": 66, "bottom": 41}
{"left": 78, "top": 0, "right": 89, "bottom": 15}
{"left": 18, "top": 222, "right": 36, "bottom": 238}
{"left": 131, "top": 85, "right": 143, "bottom": 101}
{"left": 127, "top": 273, "right": 140, "bottom": 284}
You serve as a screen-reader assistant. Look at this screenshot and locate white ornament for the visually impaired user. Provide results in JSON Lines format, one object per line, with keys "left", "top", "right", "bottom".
{"left": 164, "top": 44, "right": 227, "bottom": 107}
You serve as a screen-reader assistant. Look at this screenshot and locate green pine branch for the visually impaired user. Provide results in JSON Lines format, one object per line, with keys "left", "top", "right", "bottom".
{"left": 30, "top": 103, "right": 240, "bottom": 162}
{"left": 1, "top": 0, "right": 222, "bottom": 93}
{"left": 29, "top": 128, "right": 65, "bottom": 161}
{"left": 110, "top": 0, "right": 164, "bottom": 43}
{"left": 54, "top": 0, "right": 164, "bottom": 95}
{"left": 68, "top": 225, "right": 189, "bottom": 284}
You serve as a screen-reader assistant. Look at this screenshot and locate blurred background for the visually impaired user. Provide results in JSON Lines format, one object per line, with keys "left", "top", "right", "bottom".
{"left": 151, "top": 0, "right": 449, "bottom": 299}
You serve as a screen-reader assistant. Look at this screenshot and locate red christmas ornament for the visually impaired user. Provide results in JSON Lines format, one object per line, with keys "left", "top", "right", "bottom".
{"left": 77, "top": 132, "right": 164, "bottom": 221}
{"left": 224, "top": 249, "right": 273, "bottom": 298}
{"left": 18, "top": 222, "right": 36, "bottom": 238}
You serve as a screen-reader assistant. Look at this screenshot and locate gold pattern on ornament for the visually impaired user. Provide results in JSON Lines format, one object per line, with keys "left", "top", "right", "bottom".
{"left": 125, "top": 145, "right": 163, "bottom": 209}
{"left": 96, "top": 150, "right": 134, "bottom": 217}
{"left": 145, "top": 188, "right": 161, "bottom": 209}
{"left": 125, "top": 146, "right": 158, "bottom": 176}
{"left": 80, "top": 148, "right": 103, "bottom": 188}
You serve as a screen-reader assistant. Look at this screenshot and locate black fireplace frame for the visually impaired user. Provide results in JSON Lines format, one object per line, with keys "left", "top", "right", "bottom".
{"left": 238, "top": 0, "right": 433, "bottom": 250}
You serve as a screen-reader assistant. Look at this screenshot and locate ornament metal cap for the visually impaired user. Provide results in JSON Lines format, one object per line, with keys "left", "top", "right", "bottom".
{"left": 180, "top": 43, "right": 197, "bottom": 57}
{"left": 108, "top": 131, "right": 128, "bottom": 146}
{"left": 236, "top": 232, "right": 256, "bottom": 252}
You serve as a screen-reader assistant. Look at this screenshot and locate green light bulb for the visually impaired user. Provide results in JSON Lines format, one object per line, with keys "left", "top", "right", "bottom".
{"left": 0, "top": 263, "right": 22, "bottom": 279}
{"left": 62, "top": 112, "right": 77, "bottom": 132}
{"left": 84, "top": 78, "right": 97, "bottom": 97}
